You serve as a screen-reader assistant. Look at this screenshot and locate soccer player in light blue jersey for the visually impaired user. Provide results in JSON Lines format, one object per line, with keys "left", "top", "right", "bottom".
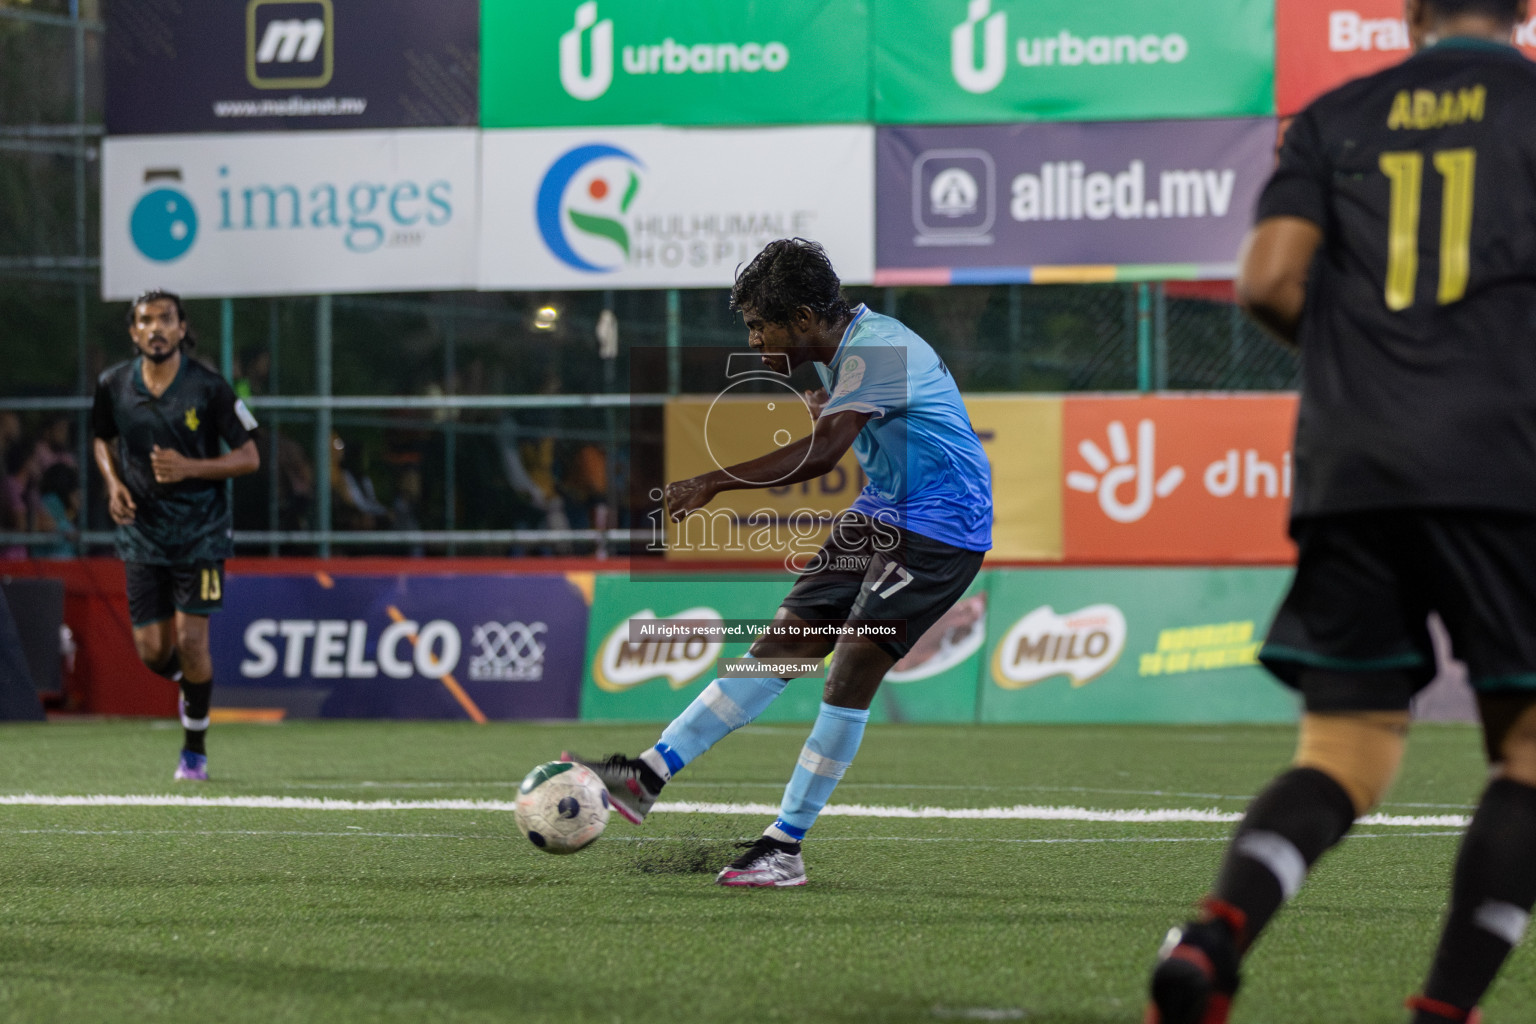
{"left": 566, "top": 238, "right": 992, "bottom": 886}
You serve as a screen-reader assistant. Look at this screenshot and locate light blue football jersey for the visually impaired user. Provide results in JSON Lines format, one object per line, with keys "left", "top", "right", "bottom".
{"left": 813, "top": 305, "right": 992, "bottom": 551}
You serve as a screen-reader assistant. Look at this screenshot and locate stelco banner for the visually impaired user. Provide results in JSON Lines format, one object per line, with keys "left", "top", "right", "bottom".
{"left": 874, "top": 0, "right": 1273, "bottom": 125}
{"left": 209, "top": 573, "right": 590, "bottom": 720}
{"left": 481, "top": 0, "right": 869, "bottom": 128}
{"left": 479, "top": 126, "right": 875, "bottom": 290}
{"left": 1277, "top": 2, "right": 1536, "bottom": 116}
{"left": 981, "top": 567, "right": 1296, "bottom": 723}
{"left": 101, "top": 130, "right": 479, "bottom": 299}
{"left": 105, "top": 0, "right": 479, "bottom": 134}
{"left": 875, "top": 119, "right": 1274, "bottom": 282}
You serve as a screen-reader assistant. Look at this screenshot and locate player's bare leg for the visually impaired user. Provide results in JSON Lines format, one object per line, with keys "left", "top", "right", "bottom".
{"left": 1408, "top": 697, "right": 1536, "bottom": 1024}
{"left": 564, "top": 607, "right": 834, "bottom": 824}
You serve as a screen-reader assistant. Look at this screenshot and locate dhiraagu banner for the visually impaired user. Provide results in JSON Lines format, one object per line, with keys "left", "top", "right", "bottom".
{"left": 481, "top": 0, "right": 870, "bottom": 127}
{"left": 980, "top": 568, "right": 1297, "bottom": 724}
{"left": 875, "top": 0, "right": 1274, "bottom": 124}
{"left": 580, "top": 573, "right": 988, "bottom": 725}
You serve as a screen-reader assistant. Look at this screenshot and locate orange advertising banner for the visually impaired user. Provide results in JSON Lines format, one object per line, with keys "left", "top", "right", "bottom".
{"left": 1062, "top": 394, "right": 1298, "bottom": 564}
{"left": 1277, "top": 1, "right": 1536, "bottom": 116}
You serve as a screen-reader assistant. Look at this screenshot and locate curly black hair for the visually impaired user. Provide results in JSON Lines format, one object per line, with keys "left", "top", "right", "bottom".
{"left": 1426, "top": 0, "right": 1521, "bottom": 21}
{"left": 126, "top": 288, "right": 197, "bottom": 349}
{"left": 729, "top": 238, "right": 852, "bottom": 326}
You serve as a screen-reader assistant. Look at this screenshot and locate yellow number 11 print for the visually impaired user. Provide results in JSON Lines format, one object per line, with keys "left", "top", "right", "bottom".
{"left": 1379, "top": 148, "right": 1476, "bottom": 311}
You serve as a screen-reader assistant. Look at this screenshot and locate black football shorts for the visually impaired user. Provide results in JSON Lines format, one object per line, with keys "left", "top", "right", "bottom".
{"left": 125, "top": 560, "right": 225, "bottom": 627}
{"left": 779, "top": 511, "right": 985, "bottom": 661}
{"left": 1261, "top": 510, "right": 1536, "bottom": 712}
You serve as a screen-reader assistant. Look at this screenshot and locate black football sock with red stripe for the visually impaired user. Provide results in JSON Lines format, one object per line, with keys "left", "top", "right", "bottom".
{"left": 1411, "top": 778, "right": 1536, "bottom": 1022}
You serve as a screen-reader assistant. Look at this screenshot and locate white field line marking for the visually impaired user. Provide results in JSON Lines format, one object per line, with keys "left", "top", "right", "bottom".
{"left": 0, "top": 793, "right": 1470, "bottom": 827}
{"left": 0, "top": 829, "right": 1460, "bottom": 844}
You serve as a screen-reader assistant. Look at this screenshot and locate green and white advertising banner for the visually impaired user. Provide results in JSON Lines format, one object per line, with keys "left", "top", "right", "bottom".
{"left": 482, "top": 0, "right": 870, "bottom": 128}
{"left": 580, "top": 573, "right": 989, "bottom": 725}
{"left": 981, "top": 568, "right": 1296, "bottom": 724}
{"left": 875, "top": 0, "right": 1274, "bottom": 124}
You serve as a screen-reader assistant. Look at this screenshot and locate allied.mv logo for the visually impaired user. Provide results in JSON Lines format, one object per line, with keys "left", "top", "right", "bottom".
{"left": 535, "top": 143, "right": 645, "bottom": 273}
{"left": 130, "top": 168, "right": 198, "bottom": 263}
{"left": 247, "top": 0, "right": 333, "bottom": 90}
{"left": 913, "top": 149, "right": 995, "bottom": 246}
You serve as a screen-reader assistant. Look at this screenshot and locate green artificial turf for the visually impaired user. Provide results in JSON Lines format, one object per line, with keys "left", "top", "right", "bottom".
{"left": 0, "top": 719, "right": 1521, "bottom": 1023}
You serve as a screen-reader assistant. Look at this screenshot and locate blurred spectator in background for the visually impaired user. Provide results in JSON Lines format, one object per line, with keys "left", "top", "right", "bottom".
{"left": 3, "top": 436, "right": 44, "bottom": 559}
{"left": 34, "top": 414, "right": 77, "bottom": 472}
{"left": 329, "top": 432, "right": 391, "bottom": 532}
{"left": 34, "top": 462, "right": 80, "bottom": 558}
{"left": 1, "top": 420, "right": 28, "bottom": 559}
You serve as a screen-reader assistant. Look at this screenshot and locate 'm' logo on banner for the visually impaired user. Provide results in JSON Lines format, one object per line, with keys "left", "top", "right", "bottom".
{"left": 247, "top": 0, "right": 334, "bottom": 90}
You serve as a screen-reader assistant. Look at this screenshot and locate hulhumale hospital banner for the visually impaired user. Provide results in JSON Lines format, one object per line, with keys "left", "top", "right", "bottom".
{"left": 1277, "top": 1, "right": 1536, "bottom": 116}
{"left": 874, "top": 0, "right": 1273, "bottom": 125}
{"left": 209, "top": 574, "right": 590, "bottom": 720}
{"left": 101, "top": 130, "right": 479, "bottom": 300}
{"left": 105, "top": 0, "right": 479, "bottom": 134}
{"left": 481, "top": 0, "right": 869, "bottom": 127}
{"left": 875, "top": 119, "right": 1275, "bottom": 284}
{"left": 478, "top": 125, "right": 875, "bottom": 290}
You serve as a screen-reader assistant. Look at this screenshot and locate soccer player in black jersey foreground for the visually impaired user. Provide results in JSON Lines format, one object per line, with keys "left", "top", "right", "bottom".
{"left": 92, "top": 291, "right": 259, "bottom": 780}
{"left": 1146, "top": 2, "right": 1536, "bottom": 1022}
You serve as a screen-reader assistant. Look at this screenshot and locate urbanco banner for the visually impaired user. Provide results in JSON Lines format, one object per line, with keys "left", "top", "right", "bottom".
{"left": 101, "top": 130, "right": 479, "bottom": 300}
{"left": 1062, "top": 395, "right": 1298, "bottom": 563}
{"left": 479, "top": 126, "right": 874, "bottom": 291}
{"left": 876, "top": 120, "right": 1274, "bottom": 282}
{"left": 874, "top": 0, "right": 1273, "bottom": 125}
{"left": 209, "top": 573, "right": 590, "bottom": 720}
{"left": 981, "top": 567, "right": 1296, "bottom": 724}
{"left": 1277, "top": 2, "right": 1536, "bottom": 116}
{"left": 105, "top": 0, "right": 479, "bottom": 134}
{"left": 481, "top": 0, "right": 869, "bottom": 127}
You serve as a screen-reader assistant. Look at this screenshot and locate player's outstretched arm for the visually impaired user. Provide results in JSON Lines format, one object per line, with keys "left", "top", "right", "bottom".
{"left": 93, "top": 437, "right": 136, "bottom": 525}
{"left": 1237, "top": 215, "right": 1323, "bottom": 346}
{"left": 664, "top": 408, "right": 870, "bottom": 521}
{"left": 149, "top": 439, "right": 261, "bottom": 485}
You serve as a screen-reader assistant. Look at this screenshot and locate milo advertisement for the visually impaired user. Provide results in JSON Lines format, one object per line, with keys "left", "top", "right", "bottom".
{"left": 580, "top": 573, "right": 990, "bottom": 724}
{"left": 875, "top": 0, "right": 1273, "bottom": 124}
{"left": 482, "top": 0, "right": 869, "bottom": 127}
{"left": 981, "top": 567, "right": 1296, "bottom": 723}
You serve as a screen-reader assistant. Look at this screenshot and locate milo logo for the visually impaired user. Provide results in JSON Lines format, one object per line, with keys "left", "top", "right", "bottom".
{"left": 592, "top": 607, "right": 724, "bottom": 692}
{"left": 991, "top": 603, "right": 1126, "bottom": 689}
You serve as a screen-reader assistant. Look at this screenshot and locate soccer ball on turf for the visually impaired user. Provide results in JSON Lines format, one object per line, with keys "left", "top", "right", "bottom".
{"left": 515, "top": 761, "right": 611, "bottom": 854}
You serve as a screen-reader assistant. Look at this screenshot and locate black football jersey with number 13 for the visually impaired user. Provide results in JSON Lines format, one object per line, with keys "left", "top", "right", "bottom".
{"left": 92, "top": 355, "right": 256, "bottom": 565}
{"left": 1261, "top": 39, "right": 1536, "bottom": 519}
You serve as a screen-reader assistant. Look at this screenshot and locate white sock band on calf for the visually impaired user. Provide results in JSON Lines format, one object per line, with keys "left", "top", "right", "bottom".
{"left": 1234, "top": 830, "right": 1307, "bottom": 900}
{"left": 1475, "top": 900, "right": 1531, "bottom": 946}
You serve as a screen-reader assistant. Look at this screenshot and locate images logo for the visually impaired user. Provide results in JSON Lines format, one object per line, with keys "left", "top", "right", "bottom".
{"left": 130, "top": 168, "right": 198, "bottom": 263}
{"left": 560, "top": 1, "right": 614, "bottom": 101}
{"left": 246, "top": 0, "right": 333, "bottom": 90}
{"left": 535, "top": 143, "right": 644, "bottom": 273}
{"left": 952, "top": 0, "right": 1007, "bottom": 94}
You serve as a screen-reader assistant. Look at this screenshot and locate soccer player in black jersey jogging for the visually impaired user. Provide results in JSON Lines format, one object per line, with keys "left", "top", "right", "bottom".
{"left": 93, "top": 291, "right": 259, "bottom": 781}
{"left": 1146, "top": 3, "right": 1536, "bottom": 1022}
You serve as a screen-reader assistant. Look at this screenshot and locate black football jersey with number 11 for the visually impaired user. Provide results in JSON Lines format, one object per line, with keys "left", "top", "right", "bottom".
{"left": 1261, "top": 39, "right": 1536, "bottom": 519}
{"left": 92, "top": 355, "right": 256, "bottom": 565}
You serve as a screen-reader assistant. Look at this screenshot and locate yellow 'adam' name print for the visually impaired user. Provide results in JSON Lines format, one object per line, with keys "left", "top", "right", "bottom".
{"left": 1387, "top": 86, "right": 1485, "bottom": 131}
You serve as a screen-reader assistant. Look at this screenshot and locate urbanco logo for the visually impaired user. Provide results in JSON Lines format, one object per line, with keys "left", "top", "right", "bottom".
{"left": 560, "top": 1, "right": 614, "bottom": 101}
{"left": 952, "top": 0, "right": 1007, "bottom": 94}
{"left": 247, "top": 0, "right": 333, "bottom": 90}
{"left": 536, "top": 143, "right": 645, "bottom": 273}
{"left": 1066, "top": 420, "right": 1184, "bottom": 524}
{"left": 130, "top": 168, "right": 199, "bottom": 263}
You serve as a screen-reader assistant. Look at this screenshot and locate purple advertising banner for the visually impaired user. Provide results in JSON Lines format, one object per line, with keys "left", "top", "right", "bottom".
{"left": 106, "top": 0, "right": 478, "bottom": 134}
{"left": 209, "top": 574, "right": 588, "bottom": 720}
{"left": 875, "top": 118, "right": 1277, "bottom": 283}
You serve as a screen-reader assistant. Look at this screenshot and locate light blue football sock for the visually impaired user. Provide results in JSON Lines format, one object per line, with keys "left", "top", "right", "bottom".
{"left": 643, "top": 659, "right": 789, "bottom": 781}
{"left": 766, "top": 702, "right": 869, "bottom": 843}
